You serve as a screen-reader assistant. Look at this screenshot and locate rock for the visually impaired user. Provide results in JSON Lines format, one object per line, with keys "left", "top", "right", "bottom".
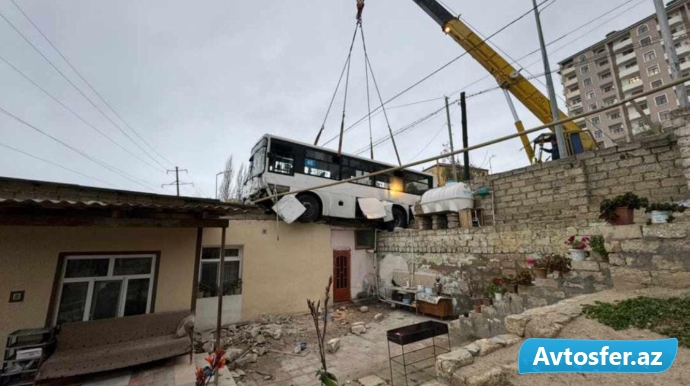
{"left": 293, "top": 345, "right": 302, "bottom": 354}
{"left": 462, "top": 342, "right": 481, "bottom": 357}
{"left": 466, "top": 367, "right": 505, "bottom": 386}
{"left": 263, "top": 375, "right": 272, "bottom": 381}
{"left": 253, "top": 346, "right": 267, "bottom": 356}
{"left": 490, "top": 334, "right": 522, "bottom": 347}
{"left": 255, "top": 334, "right": 266, "bottom": 344}
{"left": 505, "top": 314, "right": 531, "bottom": 337}
{"left": 359, "top": 306, "right": 369, "bottom": 313}
{"left": 226, "top": 348, "right": 244, "bottom": 362}
{"left": 524, "top": 319, "right": 564, "bottom": 338}
{"left": 373, "top": 313, "right": 383, "bottom": 321}
{"left": 202, "top": 341, "right": 215, "bottom": 354}
{"left": 327, "top": 338, "right": 341, "bottom": 353}
{"left": 235, "top": 353, "right": 258, "bottom": 367}
{"left": 351, "top": 324, "right": 367, "bottom": 334}
{"left": 476, "top": 338, "right": 503, "bottom": 357}
{"left": 436, "top": 348, "right": 474, "bottom": 377}
{"left": 248, "top": 326, "right": 261, "bottom": 339}
{"left": 236, "top": 369, "right": 245, "bottom": 376}
{"left": 229, "top": 371, "right": 241, "bottom": 378}
{"left": 357, "top": 375, "right": 386, "bottom": 386}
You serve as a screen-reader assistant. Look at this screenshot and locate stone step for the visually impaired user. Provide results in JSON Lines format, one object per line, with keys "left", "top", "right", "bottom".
{"left": 435, "top": 334, "right": 521, "bottom": 386}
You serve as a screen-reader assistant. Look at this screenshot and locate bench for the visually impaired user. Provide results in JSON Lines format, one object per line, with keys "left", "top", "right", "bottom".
{"left": 36, "top": 310, "right": 192, "bottom": 381}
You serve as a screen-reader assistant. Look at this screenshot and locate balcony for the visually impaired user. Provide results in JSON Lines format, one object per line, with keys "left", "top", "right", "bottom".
{"left": 565, "top": 88, "right": 580, "bottom": 99}
{"left": 575, "top": 116, "right": 586, "bottom": 126}
{"left": 622, "top": 79, "right": 644, "bottom": 93}
{"left": 627, "top": 105, "right": 649, "bottom": 120}
{"left": 656, "top": 14, "right": 683, "bottom": 29}
{"left": 569, "top": 101, "right": 583, "bottom": 111}
{"left": 616, "top": 51, "right": 637, "bottom": 65}
{"left": 677, "top": 43, "right": 690, "bottom": 56}
{"left": 561, "top": 66, "right": 575, "bottom": 76}
{"left": 618, "top": 64, "right": 640, "bottom": 78}
{"left": 613, "top": 38, "right": 633, "bottom": 53}
{"left": 681, "top": 60, "right": 690, "bottom": 71}
{"left": 564, "top": 77, "right": 578, "bottom": 87}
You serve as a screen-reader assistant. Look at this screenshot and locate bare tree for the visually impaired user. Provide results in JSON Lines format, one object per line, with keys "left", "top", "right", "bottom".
{"left": 231, "top": 163, "right": 248, "bottom": 201}
{"left": 218, "top": 156, "right": 234, "bottom": 202}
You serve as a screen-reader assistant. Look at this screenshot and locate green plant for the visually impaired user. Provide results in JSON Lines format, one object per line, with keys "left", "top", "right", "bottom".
{"left": 599, "top": 192, "right": 649, "bottom": 224}
{"left": 583, "top": 296, "right": 690, "bottom": 348}
{"left": 515, "top": 269, "right": 533, "bottom": 285}
{"left": 533, "top": 259, "right": 549, "bottom": 269}
{"left": 565, "top": 235, "right": 590, "bottom": 250}
{"left": 589, "top": 235, "right": 608, "bottom": 261}
{"left": 307, "top": 277, "right": 339, "bottom": 386}
{"left": 668, "top": 214, "right": 676, "bottom": 223}
{"left": 545, "top": 253, "right": 571, "bottom": 273}
{"left": 485, "top": 277, "right": 507, "bottom": 295}
{"left": 645, "top": 202, "right": 687, "bottom": 213}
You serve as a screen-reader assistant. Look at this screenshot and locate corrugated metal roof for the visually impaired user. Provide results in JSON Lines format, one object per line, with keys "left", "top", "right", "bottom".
{"left": 0, "top": 197, "right": 251, "bottom": 213}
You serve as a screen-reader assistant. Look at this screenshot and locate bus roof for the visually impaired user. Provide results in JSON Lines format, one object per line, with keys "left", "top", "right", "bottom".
{"left": 258, "top": 134, "right": 434, "bottom": 177}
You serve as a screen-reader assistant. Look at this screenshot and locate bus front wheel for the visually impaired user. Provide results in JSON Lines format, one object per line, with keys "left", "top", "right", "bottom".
{"left": 390, "top": 206, "right": 408, "bottom": 230}
{"left": 297, "top": 194, "right": 321, "bottom": 223}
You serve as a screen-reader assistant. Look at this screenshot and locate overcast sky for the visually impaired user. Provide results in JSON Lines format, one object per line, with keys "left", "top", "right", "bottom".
{"left": 0, "top": 0, "right": 656, "bottom": 198}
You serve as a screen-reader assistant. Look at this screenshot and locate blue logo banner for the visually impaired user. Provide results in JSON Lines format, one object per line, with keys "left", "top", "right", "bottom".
{"left": 518, "top": 338, "right": 678, "bottom": 374}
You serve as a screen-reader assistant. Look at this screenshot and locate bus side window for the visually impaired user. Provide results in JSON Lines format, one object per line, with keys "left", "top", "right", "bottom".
{"left": 304, "top": 149, "right": 340, "bottom": 180}
{"left": 268, "top": 142, "right": 295, "bottom": 175}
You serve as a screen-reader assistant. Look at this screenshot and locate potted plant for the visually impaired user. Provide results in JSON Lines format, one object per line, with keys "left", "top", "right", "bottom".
{"left": 525, "top": 257, "right": 536, "bottom": 268}
{"left": 503, "top": 275, "right": 518, "bottom": 293}
{"left": 486, "top": 277, "right": 507, "bottom": 301}
{"left": 546, "top": 253, "right": 572, "bottom": 278}
{"left": 589, "top": 235, "right": 608, "bottom": 261}
{"left": 645, "top": 202, "right": 686, "bottom": 224}
{"left": 564, "top": 235, "right": 589, "bottom": 261}
{"left": 473, "top": 299, "right": 482, "bottom": 313}
{"left": 532, "top": 259, "right": 549, "bottom": 279}
{"left": 515, "top": 268, "right": 533, "bottom": 286}
{"left": 599, "top": 192, "right": 648, "bottom": 225}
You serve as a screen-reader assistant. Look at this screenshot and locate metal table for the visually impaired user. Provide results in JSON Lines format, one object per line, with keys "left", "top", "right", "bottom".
{"left": 386, "top": 321, "right": 451, "bottom": 386}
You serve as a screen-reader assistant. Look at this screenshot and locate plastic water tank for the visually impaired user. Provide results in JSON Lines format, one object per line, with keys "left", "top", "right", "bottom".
{"left": 420, "top": 182, "right": 474, "bottom": 214}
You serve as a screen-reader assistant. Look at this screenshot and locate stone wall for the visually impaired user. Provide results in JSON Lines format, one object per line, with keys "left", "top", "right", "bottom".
{"left": 471, "top": 132, "right": 687, "bottom": 227}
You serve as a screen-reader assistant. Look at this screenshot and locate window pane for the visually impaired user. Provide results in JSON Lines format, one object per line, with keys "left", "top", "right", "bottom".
{"left": 65, "top": 259, "right": 109, "bottom": 278}
{"left": 199, "top": 262, "right": 219, "bottom": 297}
{"left": 114, "top": 258, "right": 152, "bottom": 276}
{"left": 225, "top": 248, "right": 240, "bottom": 258}
{"left": 57, "top": 282, "right": 89, "bottom": 324}
{"left": 124, "top": 279, "right": 150, "bottom": 316}
{"left": 355, "top": 230, "right": 375, "bottom": 249}
{"left": 224, "top": 261, "right": 242, "bottom": 295}
{"left": 90, "top": 281, "right": 122, "bottom": 320}
{"left": 202, "top": 248, "right": 221, "bottom": 260}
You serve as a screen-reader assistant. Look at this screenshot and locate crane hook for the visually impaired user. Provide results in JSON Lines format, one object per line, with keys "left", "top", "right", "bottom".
{"left": 356, "top": 0, "right": 364, "bottom": 23}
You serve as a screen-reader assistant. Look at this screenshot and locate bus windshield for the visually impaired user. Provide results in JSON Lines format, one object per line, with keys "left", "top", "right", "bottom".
{"left": 249, "top": 139, "right": 267, "bottom": 178}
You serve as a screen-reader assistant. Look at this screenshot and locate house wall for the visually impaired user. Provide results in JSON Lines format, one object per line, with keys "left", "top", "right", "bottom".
{"left": 330, "top": 229, "right": 376, "bottom": 300}
{"left": 0, "top": 226, "right": 197, "bottom": 354}
{"left": 201, "top": 220, "right": 332, "bottom": 324}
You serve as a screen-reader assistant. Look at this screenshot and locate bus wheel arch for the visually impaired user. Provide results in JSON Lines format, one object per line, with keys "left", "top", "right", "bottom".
{"left": 390, "top": 205, "right": 409, "bottom": 229}
{"left": 296, "top": 192, "right": 322, "bottom": 223}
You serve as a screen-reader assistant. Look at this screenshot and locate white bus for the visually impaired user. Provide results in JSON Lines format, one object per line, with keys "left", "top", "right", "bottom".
{"left": 241, "top": 134, "right": 435, "bottom": 228}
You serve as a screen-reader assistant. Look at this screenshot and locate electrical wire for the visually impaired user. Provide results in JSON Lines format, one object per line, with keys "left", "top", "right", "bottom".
{"left": 0, "top": 5, "right": 169, "bottom": 172}
{"left": 0, "top": 106, "right": 163, "bottom": 193}
{"left": 9, "top": 0, "right": 175, "bottom": 168}
{"left": 0, "top": 53, "right": 166, "bottom": 174}
{"left": 321, "top": 0, "right": 552, "bottom": 147}
{"left": 0, "top": 141, "right": 117, "bottom": 188}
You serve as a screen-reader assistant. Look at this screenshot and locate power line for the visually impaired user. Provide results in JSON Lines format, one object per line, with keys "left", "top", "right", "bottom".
{"left": 0, "top": 106, "right": 162, "bottom": 193}
{"left": 321, "top": 0, "right": 552, "bottom": 147}
{"left": 0, "top": 53, "right": 166, "bottom": 174}
{"left": 0, "top": 141, "right": 117, "bottom": 188}
{"left": 0, "top": 4, "right": 171, "bottom": 170}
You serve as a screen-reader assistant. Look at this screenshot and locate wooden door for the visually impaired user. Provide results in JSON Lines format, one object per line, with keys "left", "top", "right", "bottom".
{"left": 333, "top": 250, "right": 351, "bottom": 303}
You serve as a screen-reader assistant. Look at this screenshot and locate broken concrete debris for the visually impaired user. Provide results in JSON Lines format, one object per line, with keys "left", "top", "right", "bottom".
{"left": 359, "top": 306, "right": 369, "bottom": 313}
{"left": 327, "top": 338, "right": 341, "bottom": 353}
{"left": 373, "top": 313, "right": 383, "bottom": 321}
{"left": 351, "top": 321, "right": 367, "bottom": 334}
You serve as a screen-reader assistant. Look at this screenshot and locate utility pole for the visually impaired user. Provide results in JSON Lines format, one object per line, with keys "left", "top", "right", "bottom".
{"left": 654, "top": 0, "right": 689, "bottom": 108}
{"left": 445, "top": 96, "right": 458, "bottom": 182}
{"left": 163, "top": 166, "right": 193, "bottom": 196}
{"left": 532, "top": 0, "right": 568, "bottom": 158}
{"left": 460, "top": 92, "right": 470, "bottom": 182}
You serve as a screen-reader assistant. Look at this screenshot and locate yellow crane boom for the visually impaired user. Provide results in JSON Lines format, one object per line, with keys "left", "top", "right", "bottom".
{"left": 412, "top": 0, "right": 597, "bottom": 162}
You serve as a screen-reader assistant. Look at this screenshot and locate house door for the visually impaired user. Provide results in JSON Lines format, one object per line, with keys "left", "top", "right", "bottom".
{"left": 333, "top": 250, "right": 351, "bottom": 303}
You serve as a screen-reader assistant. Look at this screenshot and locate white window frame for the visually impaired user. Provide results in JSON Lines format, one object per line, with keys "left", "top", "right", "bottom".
{"left": 659, "top": 110, "right": 671, "bottom": 121}
{"left": 586, "top": 91, "right": 595, "bottom": 99}
{"left": 638, "top": 24, "right": 649, "bottom": 35}
{"left": 589, "top": 103, "right": 598, "bottom": 111}
{"left": 581, "top": 65, "right": 589, "bottom": 74}
{"left": 652, "top": 79, "right": 664, "bottom": 89}
{"left": 54, "top": 254, "right": 156, "bottom": 325}
{"left": 584, "top": 78, "right": 593, "bottom": 87}
{"left": 655, "top": 94, "right": 669, "bottom": 106}
{"left": 198, "top": 246, "right": 243, "bottom": 298}
{"left": 647, "top": 65, "right": 660, "bottom": 76}
{"left": 591, "top": 116, "right": 601, "bottom": 125}
{"left": 640, "top": 36, "right": 652, "bottom": 47}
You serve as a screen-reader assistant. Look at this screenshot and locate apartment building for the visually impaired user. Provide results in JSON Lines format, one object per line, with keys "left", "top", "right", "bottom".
{"left": 558, "top": 0, "right": 690, "bottom": 146}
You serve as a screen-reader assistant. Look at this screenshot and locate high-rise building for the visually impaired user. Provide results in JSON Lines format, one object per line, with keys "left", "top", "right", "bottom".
{"left": 558, "top": 0, "right": 690, "bottom": 146}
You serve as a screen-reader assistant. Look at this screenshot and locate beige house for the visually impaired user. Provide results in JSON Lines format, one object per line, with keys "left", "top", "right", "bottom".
{"left": 0, "top": 177, "right": 376, "bottom": 359}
